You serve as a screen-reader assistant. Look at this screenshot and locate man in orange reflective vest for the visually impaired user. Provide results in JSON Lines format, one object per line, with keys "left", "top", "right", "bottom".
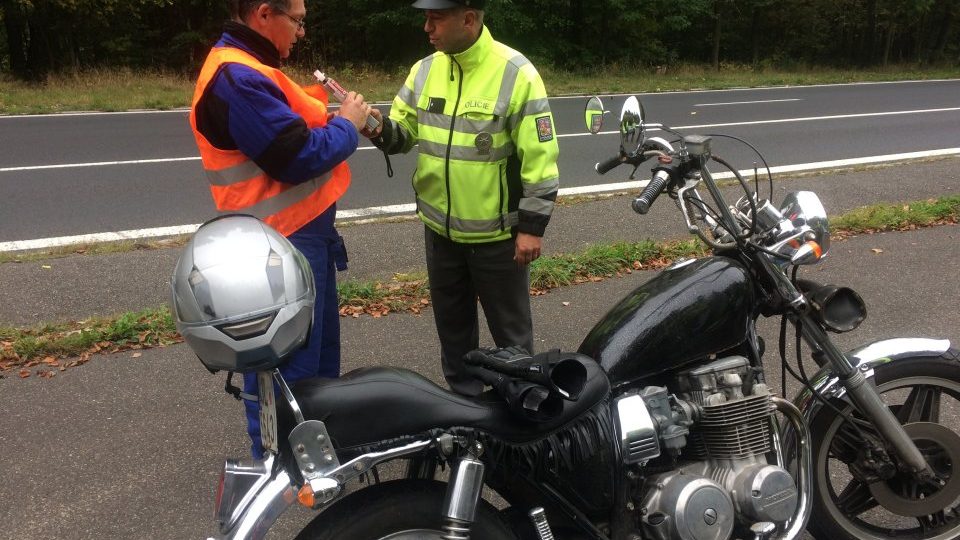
{"left": 190, "top": 0, "right": 372, "bottom": 458}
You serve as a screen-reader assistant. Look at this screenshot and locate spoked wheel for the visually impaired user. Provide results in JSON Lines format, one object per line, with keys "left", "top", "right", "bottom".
{"left": 808, "top": 351, "right": 960, "bottom": 540}
{"left": 295, "top": 479, "right": 514, "bottom": 540}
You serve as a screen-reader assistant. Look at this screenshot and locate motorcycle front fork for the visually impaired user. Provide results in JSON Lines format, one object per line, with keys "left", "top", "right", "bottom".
{"left": 441, "top": 450, "right": 486, "bottom": 539}
{"left": 799, "top": 312, "right": 933, "bottom": 479}
{"left": 438, "top": 443, "right": 556, "bottom": 540}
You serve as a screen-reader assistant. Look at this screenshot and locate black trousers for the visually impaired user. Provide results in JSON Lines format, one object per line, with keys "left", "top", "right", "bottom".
{"left": 424, "top": 226, "right": 534, "bottom": 396}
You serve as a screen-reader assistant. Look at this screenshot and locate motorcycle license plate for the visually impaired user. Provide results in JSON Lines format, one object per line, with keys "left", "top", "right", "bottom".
{"left": 257, "top": 371, "right": 278, "bottom": 454}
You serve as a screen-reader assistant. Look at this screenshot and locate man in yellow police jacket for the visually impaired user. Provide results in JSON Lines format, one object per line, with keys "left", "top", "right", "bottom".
{"left": 369, "top": 0, "right": 560, "bottom": 396}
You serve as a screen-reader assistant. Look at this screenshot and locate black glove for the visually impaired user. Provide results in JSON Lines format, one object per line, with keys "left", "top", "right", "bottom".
{"left": 466, "top": 364, "right": 563, "bottom": 422}
{"left": 464, "top": 347, "right": 587, "bottom": 401}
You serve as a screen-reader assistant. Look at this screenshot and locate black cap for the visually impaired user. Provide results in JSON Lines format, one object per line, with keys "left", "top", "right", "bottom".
{"left": 411, "top": 0, "right": 485, "bottom": 9}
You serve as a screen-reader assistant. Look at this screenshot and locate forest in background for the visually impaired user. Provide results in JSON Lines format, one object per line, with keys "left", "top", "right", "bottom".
{"left": 1, "top": 0, "right": 958, "bottom": 81}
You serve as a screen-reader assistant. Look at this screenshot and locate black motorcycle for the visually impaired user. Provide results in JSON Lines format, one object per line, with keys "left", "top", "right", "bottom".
{"left": 205, "top": 96, "right": 960, "bottom": 540}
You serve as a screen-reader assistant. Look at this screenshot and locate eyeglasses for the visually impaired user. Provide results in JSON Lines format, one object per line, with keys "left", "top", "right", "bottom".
{"left": 274, "top": 9, "right": 305, "bottom": 31}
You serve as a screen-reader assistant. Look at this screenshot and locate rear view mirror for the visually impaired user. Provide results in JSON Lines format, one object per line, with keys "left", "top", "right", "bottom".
{"left": 620, "top": 96, "right": 646, "bottom": 157}
{"left": 584, "top": 96, "right": 605, "bottom": 134}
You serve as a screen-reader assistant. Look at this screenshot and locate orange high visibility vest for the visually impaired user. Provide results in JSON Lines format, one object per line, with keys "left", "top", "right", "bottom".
{"left": 189, "top": 47, "right": 351, "bottom": 237}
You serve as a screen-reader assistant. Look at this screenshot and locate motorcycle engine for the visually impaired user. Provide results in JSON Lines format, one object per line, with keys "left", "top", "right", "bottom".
{"left": 614, "top": 356, "right": 798, "bottom": 540}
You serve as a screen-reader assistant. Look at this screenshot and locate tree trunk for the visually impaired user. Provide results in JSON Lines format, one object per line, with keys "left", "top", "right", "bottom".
{"left": 916, "top": 15, "right": 925, "bottom": 64}
{"left": 2, "top": 0, "right": 29, "bottom": 78}
{"left": 882, "top": 24, "right": 894, "bottom": 67}
{"left": 568, "top": 0, "right": 584, "bottom": 61}
{"left": 25, "top": 4, "right": 52, "bottom": 81}
{"left": 864, "top": 0, "right": 878, "bottom": 65}
{"left": 712, "top": 1, "right": 722, "bottom": 71}
{"left": 750, "top": 5, "right": 760, "bottom": 66}
{"left": 597, "top": 0, "right": 609, "bottom": 65}
{"left": 932, "top": 0, "right": 953, "bottom": 61}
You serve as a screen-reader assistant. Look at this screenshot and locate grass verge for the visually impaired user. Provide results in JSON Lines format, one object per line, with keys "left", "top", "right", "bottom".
{"left": 832, "top": 196, "right": 960, "bottom": 236}
{"left": 2, "top": 195, "right": 958, "bottom": 378}
{"left": 0, "top": 237, "right": 190, "bottom": 265}
{"left": 1, "top": 307, "right": 180, "bottom": 378}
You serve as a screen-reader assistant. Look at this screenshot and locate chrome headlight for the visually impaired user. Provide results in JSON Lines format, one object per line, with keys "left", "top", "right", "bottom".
{"left": 780, "top": 191, "right": 830, "bottom": 263}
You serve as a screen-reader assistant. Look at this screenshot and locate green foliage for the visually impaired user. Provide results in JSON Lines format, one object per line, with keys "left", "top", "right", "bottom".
{"left": 832, "top": 195, "right": 960, "bottom": 233}
{"left": 2, "top": 0, "right": 958, "bottom": 80}
{"left": 1, "top": 307, "right": 177, "bottom": 363}
{"left": 529, "top": 239, "right": 706, "bottom": 290}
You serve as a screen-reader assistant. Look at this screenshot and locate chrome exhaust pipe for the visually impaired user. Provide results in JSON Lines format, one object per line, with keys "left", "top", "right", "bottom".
{"left": 771, "top": 397, "right": 813, "bottom": 540}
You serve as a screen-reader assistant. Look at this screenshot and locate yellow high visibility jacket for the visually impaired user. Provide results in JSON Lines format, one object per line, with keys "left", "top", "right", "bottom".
{"left": 382, "top": 27, "right": 560, "bottom": 243}
{"left": 189, "top": 47, "right": 351, "bottom": 237}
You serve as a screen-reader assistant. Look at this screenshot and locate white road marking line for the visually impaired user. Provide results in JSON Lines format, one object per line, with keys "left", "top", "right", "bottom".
{"left": 551, "top": 78, "right": 960, "bottom": 97}
{"left": 695, "top": 99, "right": 802, "bottom": 106}
{"left": 3, "top": 148, "right": 958, "bottom": 253}
{"left": 0, "top": 225, "right": 204, "bottom": 252}
{"left": 0, "top": 156, "right": 200, "bottom": 173}
{"left": 673, "top": 107, "right": 960, "bottom": 130}
{"left": 5, "top": 106, "right": 959, "bottom": 171}
{"left": 3, "top": 79, "right": 952, "bottom": 120}
{"left": 0, "top": 109, "right": 192, "bottom": 119}
{"left": 561, "top": 106, "right": 960, "bottom": 139}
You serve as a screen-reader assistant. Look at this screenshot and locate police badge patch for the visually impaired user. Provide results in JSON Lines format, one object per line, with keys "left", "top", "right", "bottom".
{"left": 536, "top": 116, "right": 554, "bottom": 142}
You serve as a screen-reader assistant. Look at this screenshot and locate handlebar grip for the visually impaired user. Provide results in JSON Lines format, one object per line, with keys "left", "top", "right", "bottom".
{"left": 632, "top": 170, "right": 671, "bottom": 214}
{"left": 595, "top": 155, "right": 623, "bottom": 175}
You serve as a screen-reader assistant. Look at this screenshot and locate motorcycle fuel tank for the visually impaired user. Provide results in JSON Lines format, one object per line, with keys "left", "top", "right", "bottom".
{"left": 578, "top": 256, "right": 755, "bottom": 386}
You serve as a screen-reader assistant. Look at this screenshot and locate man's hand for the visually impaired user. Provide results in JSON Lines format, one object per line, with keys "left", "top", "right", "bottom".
{"left": 338, "top": 91, "right": 372, "bottom": 132}
{"left": 361, "top": 108, "right": 384, "bottom": 139}
{"left": 514, "top": 233, "right": 542, "bottom": 266}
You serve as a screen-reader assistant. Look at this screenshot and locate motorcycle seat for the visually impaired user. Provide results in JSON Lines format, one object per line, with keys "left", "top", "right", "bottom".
{"left": 283, "top": 359, "right": 610, "bottom": 451}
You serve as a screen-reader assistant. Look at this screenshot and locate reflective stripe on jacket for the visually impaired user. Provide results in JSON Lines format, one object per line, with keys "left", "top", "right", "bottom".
{"left": 189, "top": 47, "right": 351, "bottom": 237}
{"left": 387, "top": 27, "right": 560, "bottom": 243}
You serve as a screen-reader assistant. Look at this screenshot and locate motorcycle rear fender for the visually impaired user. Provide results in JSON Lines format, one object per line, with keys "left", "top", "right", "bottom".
{"left": 208, "top": 457, "right": 296, "bottom": 540}
{"left": 780, "top": 337, "right": 952, "bottom": 458}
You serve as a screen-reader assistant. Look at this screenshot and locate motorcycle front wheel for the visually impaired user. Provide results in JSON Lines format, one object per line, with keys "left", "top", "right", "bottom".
{"left": 294, "top": 479, "right": 514, "bottom": 540}
{"left": 807, "top": 350, "right": 960, "bottom": 540}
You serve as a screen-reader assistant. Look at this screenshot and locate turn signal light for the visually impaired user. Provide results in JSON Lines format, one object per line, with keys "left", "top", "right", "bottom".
{"left": 298, "top": 484, "right": 316, "bottom": 508}
{"left": 807, "top": 241, "right": 823, "bottom": 260}
{"left": 790, "top": 240, "right": 823, "bottom": 266}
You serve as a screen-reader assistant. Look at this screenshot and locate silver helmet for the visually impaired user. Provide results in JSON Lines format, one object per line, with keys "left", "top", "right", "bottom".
{"left": 170, "top": 215, "right": 315, "bottom": 373}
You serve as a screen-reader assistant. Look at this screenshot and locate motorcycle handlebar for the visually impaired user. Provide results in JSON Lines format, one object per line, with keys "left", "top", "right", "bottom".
{"left": 632, "top": 169, "right": 672, "bottom": 214}
{"left": 595, "top": 155, "right": 623, "bottom": 175}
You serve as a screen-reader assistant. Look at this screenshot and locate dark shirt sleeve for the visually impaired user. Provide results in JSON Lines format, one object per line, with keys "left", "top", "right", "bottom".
{"left": 205, "top": 63, "right": 359, "bottom": 184}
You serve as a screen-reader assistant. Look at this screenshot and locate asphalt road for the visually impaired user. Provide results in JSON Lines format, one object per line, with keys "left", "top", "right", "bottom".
{"left": 2, "top": 80, "right": 960, "bottom": 243}
{"left": 0, "top": 158, "right": 958, "bottom": 539}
